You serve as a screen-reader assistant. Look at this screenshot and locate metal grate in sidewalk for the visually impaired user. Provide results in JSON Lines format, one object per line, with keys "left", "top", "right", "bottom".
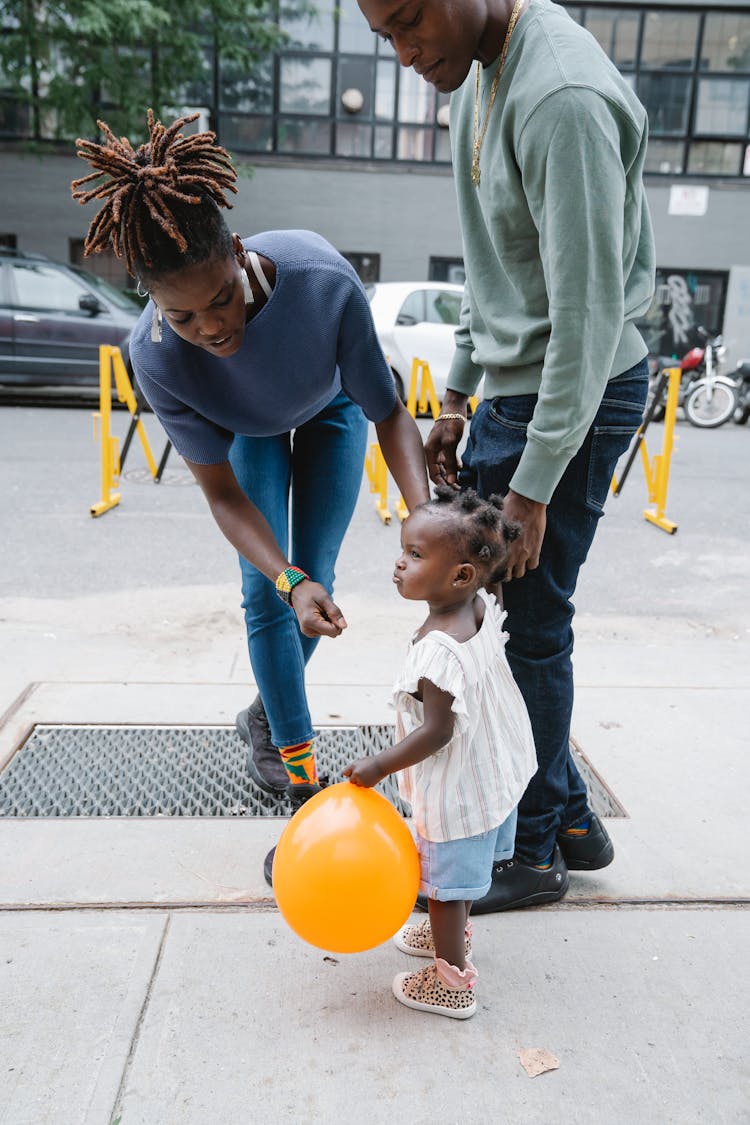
{"left": 0, "top": 725, "right": 625, "bottom": 819}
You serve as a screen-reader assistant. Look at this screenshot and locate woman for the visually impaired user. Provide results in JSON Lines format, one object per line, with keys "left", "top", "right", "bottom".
{"left": 72, "top": 111, "right": 429, "bottom": 880}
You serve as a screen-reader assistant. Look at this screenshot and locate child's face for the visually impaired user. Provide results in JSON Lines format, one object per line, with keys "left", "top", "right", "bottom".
{"left": 393, "top": 510, "right": 462, "bottom": 602}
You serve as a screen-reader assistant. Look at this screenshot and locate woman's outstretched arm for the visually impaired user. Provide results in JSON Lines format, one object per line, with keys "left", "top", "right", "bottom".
{"left": 375, "top": 398, "right": 430, "bottom": 513}
{"left": 186, "top": 458, "right": 348, "bottom": 639}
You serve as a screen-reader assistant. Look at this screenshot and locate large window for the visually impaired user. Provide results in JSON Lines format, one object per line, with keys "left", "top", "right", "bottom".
{"left": 215, "top": 0, "right": 750, "bottom": 174}
{"left": 280, "top": 0, "right": 336, "bottom": 51}
{"left": 577, "top": 4, "right": 750, "bottom": 178}
{"left": 700, "top": 13, "right": 750, "bottom": 73}
{"left": 640, "top": 11, "right": 700, "bottom": 69}
{"left": 279, "top": 57, "right": 332, "bottom": 115}
{"left": 2, "top": 2, "right": 749, "bottom": 176}
{"left": 584, "top": 7, "right": 640, "bottom": 69}
{"left": 637, "top": 73, "right": 693, "bottom": 135}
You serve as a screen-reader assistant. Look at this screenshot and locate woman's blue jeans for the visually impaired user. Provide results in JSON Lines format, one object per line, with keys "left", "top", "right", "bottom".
{"left": 459, "top": 361, "right": 648, "bottom": 864}
{"left": 228, "top": 391, "right": 368, "bottom": 749}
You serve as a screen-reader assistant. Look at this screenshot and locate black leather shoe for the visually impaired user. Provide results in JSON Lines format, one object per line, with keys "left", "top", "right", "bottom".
{"left": 236, "top": 696, "right": 288, "bottom": 794}
{"left": 264, "top": 782, "right": 323, "bottom": 887}
{"left": 467, "top": 846, "right": 569, "bottom": 915}
{"left": 557, "top": 813, "right": 614, "bottom": 870}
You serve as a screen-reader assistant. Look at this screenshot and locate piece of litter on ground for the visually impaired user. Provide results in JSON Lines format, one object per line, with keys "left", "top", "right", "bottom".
{"left": 518, "top": 1048, "right": 560, "bottom": 1078}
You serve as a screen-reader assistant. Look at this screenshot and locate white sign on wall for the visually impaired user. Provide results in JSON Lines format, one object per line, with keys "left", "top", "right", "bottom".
{"left": 668, "top": 185, "right": 709, "bottom": 217}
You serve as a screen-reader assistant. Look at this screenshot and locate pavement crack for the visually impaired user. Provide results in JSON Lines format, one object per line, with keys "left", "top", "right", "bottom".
{"left": 1, "top": 897, "right": 748, "bottom": 915}
{"left": 109, "top": 912, "right": 172, "bottom": 1123}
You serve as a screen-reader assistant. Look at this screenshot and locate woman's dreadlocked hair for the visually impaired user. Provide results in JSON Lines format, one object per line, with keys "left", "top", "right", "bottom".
{"left": 71, "top": 110, "right": 239, "bottom": 283}
{"left": 418, "top": 485, "right": 521, "bottom": 585}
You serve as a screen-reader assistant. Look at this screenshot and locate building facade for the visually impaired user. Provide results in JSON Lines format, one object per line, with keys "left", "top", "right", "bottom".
{"left": 2, "top": 0, "right": 749, "bottom": 363}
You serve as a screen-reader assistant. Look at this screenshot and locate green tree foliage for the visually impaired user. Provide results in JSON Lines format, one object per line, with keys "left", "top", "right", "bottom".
{"left": 0, "top": 0, "right": 293, "bottom": 140}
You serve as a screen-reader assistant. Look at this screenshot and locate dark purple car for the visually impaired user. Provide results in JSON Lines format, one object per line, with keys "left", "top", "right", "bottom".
{"left": 0, "top": 249, "right": 140, "bottom": 388}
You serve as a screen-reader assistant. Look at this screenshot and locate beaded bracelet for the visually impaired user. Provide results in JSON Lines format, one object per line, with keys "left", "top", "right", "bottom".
{"left": 275, "top": 566, "right": 309, "bottom": 605}
{"left": 435, "top": 413, "right": 467, "bottom": 423}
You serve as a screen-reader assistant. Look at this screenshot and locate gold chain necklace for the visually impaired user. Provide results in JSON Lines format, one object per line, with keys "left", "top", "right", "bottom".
{"left": 471, "top": 0, "right": 525, "bottom": 187}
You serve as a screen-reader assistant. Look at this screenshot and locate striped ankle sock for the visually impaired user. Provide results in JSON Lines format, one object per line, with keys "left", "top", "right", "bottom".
{"left": 533, "top": 855, "right": 554, "bottom": 870}
{"left": 562, "top": 818, "right": 591, "bottom": 838}
{"left": 279, "top": 739, "right": 318, "bottom": 786}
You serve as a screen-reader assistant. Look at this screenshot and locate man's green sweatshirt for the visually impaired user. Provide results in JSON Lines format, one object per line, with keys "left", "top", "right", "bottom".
{"left": 448, "top": 0, "right": 655, "bottom": 504}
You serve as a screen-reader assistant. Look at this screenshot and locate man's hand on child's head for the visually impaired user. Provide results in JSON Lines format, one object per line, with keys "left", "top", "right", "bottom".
{"left": 343, "top": 757, "right": 387, "bottom": 788}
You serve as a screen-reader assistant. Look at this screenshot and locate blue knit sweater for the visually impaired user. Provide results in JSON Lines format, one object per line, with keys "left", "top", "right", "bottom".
{"left": 130, "top": 230, "right": 396, "bottom": 464}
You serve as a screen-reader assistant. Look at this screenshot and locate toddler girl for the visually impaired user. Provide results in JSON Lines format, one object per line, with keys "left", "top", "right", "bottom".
{"left": 344, "top": 486, "right": 537, "bottom": 1019}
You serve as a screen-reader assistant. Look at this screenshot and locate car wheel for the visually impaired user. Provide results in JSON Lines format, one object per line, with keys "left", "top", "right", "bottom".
{"left": 391, "top": 369, "right": 406, "bottom": 402}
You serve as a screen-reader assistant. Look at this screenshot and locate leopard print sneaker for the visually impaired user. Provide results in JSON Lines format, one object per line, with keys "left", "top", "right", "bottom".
{"left": 393, "top": 917, "right": 473, "bottom": 959}
{"left": 392, "top": 958, "right": 478, "bottom": 1019}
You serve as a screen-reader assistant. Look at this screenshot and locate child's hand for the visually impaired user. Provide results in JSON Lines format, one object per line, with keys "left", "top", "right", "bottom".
{"left": 343, "top": 757, "right": 387, "bottom": 788}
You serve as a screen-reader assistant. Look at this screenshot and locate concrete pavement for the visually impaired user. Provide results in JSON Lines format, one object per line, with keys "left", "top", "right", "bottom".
{"left": 1, "top": 406, "right": 749, "bottom": 1123}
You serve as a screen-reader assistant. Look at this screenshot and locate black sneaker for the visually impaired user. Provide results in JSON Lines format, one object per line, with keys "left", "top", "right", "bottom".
{"left": 263, "top": 780, "right": 325, "bottom": 887}
{"left": 557, "top": 813, "right": 614, "bottom": 870}
{"left": 236, "top": 696, "right": 288, "bottom": 794}
{"left": 413, "top": 846, "right": 569, "bottom": 915}
{"left": 468, "top": 846, "right": 569, "bottom": 915}
{"left": 287, "top": 781, "right": 322, "bottom": 812}
{"left": 263, "top": 846, "right": 276, "bottom": 887}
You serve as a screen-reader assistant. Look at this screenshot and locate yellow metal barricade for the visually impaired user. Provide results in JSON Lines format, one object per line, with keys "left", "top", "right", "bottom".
{"left": 90, "top": 345, "right": 167, "bottom": 517}
{"left": 365, "top": 357, "right": 479, "bottom": 524}
{"left": 611, "top": 365, "right": 681, "bottom": 534}
{"left": 364, "top": 442, "right": 393, "bottom": 525}
{"left": 405, "top": 357, "right": 442, "bottom": 421}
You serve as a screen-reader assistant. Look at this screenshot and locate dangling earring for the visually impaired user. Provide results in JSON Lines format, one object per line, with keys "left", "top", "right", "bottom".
{"left": 240, "top": 266, "right": 253, "bottom": 306}
{"left": 151, "top": 304, "right": 162, "bottom": 344}
{"left": 136, "top": 279, "right": 148, "bottom": 299}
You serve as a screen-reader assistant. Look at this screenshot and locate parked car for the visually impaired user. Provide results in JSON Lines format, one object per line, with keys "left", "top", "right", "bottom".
{"left": 0, "top": 249, "right": 141, "bottom": 388}
{"left": 365, "top": 281, "right": 465, "bottom": 402}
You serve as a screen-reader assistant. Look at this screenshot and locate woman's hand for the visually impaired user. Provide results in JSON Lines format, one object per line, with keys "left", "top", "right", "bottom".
{"left": 291, "top": 580, "right": 348, "bottom": 638}
{"left": 184, "top": 460, "right": 350, "bottom": 638}
{"left": 343, "top": 757, "right": 387, "bottom": 788}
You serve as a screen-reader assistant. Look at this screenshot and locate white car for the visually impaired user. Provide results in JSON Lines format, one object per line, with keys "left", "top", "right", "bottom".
{"left": 365, "top": 281, "right": 464, "bottom": 403}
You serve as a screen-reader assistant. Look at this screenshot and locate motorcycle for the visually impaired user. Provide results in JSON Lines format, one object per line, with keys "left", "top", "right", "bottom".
{"left": 733, "top": 357, "right": 750, "bottom": 425}
{"left": 647, "top": 328, "right": 737, "bottom": 429}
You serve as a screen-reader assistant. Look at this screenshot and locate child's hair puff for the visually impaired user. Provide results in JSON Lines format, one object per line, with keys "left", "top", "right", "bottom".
{"left": 420, "top": 485, "right": 521, "bottom": 585}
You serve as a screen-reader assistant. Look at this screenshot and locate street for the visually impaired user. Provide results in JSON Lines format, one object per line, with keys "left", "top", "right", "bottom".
{"left": 2, "top": 402, "right": 748, "bottom": 622}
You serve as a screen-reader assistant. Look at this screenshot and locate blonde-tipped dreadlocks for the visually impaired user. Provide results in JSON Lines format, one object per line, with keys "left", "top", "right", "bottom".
{"left": 71, "top": 110, "right": 239, "bottom": 280}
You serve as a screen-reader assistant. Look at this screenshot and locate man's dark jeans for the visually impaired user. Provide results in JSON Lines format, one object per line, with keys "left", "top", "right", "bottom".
{"left": 459, "top": 360, "right": 648, "bottom": 864}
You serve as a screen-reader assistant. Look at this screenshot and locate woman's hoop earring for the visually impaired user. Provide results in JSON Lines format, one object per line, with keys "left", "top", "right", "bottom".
{"left": 240, "top": 267, "right": 253, "bottom": 305}
{"left": 151, "top": 304, "right": 163, "bottom": 344}
{"left": 136, "top": 279, "right": 148, "bottom": 299}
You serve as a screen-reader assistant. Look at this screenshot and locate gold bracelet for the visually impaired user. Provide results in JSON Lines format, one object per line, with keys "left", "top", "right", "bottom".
{"left": 435, "top": 413, "right": 467, "bottom": 423}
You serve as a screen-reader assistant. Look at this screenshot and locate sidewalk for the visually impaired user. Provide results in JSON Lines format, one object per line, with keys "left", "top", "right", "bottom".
{"left": 1, "top": 408, "right": 749, "bottom": 1124}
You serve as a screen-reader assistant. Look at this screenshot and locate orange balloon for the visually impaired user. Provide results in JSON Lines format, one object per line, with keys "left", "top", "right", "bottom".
{"left": 273, "top": 782, "right": 420, "bottom": 953}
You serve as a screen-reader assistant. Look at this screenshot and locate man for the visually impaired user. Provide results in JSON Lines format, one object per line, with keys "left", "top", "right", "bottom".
{"left": 357, "top": 0, "right": 655, "bottom": 911}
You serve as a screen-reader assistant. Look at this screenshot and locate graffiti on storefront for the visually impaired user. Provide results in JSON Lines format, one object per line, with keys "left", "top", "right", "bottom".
{"left": 638, "top": 268, "right": 728, "bottom": 358}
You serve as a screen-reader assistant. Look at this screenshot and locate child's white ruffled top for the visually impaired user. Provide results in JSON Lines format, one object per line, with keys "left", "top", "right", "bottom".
{"left": 393, "top": 588, "right": 537, "bottom": 843}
